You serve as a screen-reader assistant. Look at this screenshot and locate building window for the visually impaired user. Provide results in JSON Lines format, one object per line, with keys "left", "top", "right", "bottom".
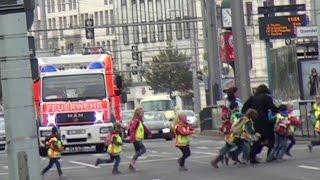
{"left": 51, "top": 0, "right": 55, "bottom": 13}
{"left": 176, "top": 18, "right": 182, "bottom": 40}
{"left": 48, "top": 19, "right": 52, "bottom": 29}
{"left": 74, "top": 15, "right": 78, "bottom": 26}
{"left": 63, "top": 17, "right": 67, "bottom": 28}
{"left": 142, "top": 25, "right": 148, "bottom": 43}
{"left": 121, "top": 2, "right": 128, "bottom": 24}
{"left": 110, "top": 10, "right": 115, "bottom": 34}
{"left": 245, "top": 2, "right": 253, "bottom": 26}
{"left": 182, "top": 0, "right": 190, "bottom": 39}
{"left": 150, "top": 25, "right": 156, "bottom": 42}
{"left": 53, "top": 18, "right": 56, "bottom": 29}
{"left": 69, "top": 16, "right": 73, "bottom": 27}
{"left": 68, "top": 0, "right": 72, "bottom": 10}
{"left": 62, "top": 0, "right": 66, "bottom": 11}
{"left": 59, "top": 17, "right": 63, "bottom": 28}
{"left": 107, "top": 41, "right": 111, "bottom": 49}
{"left": 121, "top": 0, "right": 126, "bottom": 6}
{"left": 132, "top": 0, "right": 139, "bottom": 43}
{"left": 87, "top": 43, "right": 90, "bottom": 47}
{"left": 123, "top": 26, "right": 129, "bottom": 45}
{"left": 112, "top": 40, "right": 117, "bottom": 52}
{"left": 61, "top": 46, "right": 65, "bottom": 54}
{"left": 109, "top": 0, "right": 113, "bottom": 4}
{"left": 104, "top": 0, "right": 108, "bottom": 5}
{"left": 105, "top": 10, "right": 110, "bottom": 35}
{"left": 148, "top": 0, "right": 155, "bottom": 42}
{"left": 97, "top": 42, "right": 101, "bottom": 47}
{"left": 133, "top": 26, "right": 140, "bottom": 44}
{"left": 73, "top": 0, "right": 77, "bottom": 9}
{"left": 156, "top": 0, "right": 164, "bottom": 41}
{"left": 95, "top": 12, "right": 99, "bottom": 26}
{"left": 83, "top": 43, "right": 86, "bottom": 47}
{"left": 47, "top": 0, "right": 51, "bottom": 13}
{"left": 80, "top": 14, "right": 84, "bottom": 27}
{"left": 166, "top": 23, "right": 172, "bottom": 41}
{"left": 58, "top": 0, "right": 61, "bottom": 12}
{"left": 102, "top": 41, "right": 106, "bottom": 47}
{"left": 100, "top": 11, "right": 104, "bottom": 26}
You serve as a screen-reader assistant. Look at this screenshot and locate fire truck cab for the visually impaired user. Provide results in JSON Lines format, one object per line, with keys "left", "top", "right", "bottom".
{"left": 33, "top": 54, "right": 124, "bottom": 156}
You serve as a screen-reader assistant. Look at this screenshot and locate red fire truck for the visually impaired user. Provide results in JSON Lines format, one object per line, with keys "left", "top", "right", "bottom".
{"left": 33, "top": 54, "right": 124, "bottom": 156}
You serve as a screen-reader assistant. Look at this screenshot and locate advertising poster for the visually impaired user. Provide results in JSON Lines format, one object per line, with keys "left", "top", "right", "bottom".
{"left": 299, "top": 59, "right": 320, "bottom": 100}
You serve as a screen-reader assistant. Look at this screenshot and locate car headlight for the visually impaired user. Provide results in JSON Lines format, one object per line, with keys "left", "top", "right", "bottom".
{"left": 100, "top": 127, "right": 110, "bottom": 134}
{"left": 162, "top": 128, "right": 170, "bottom": 133}
{"left": 40, "top": 130, "right": 52, "bottom": 137}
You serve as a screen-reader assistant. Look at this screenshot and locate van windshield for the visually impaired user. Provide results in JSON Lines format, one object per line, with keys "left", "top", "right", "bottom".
{"left": 141, "top": 100, "right": 173, "bottom": 111}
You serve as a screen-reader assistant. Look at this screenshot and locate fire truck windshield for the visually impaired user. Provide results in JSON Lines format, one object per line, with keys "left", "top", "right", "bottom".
{"left": 42, "top": 74, "right": 106, "bottom": 102}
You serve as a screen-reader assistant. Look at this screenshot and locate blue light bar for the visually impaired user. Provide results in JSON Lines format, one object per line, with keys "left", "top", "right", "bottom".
{"left": 88, "top": 61, "right": 104, "bottom": 69}
{"left": 40, "top": 65, "right": 58, "bottom": 72}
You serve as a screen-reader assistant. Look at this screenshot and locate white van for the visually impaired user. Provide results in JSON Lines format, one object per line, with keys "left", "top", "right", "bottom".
{"left": 140, "top": 95, "right": 176, "bottom": 122}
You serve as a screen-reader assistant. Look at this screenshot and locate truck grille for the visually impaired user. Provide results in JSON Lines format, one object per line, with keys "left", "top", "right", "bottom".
{"left": 56, "top": 112, "right": 95, "bottom": 126}
{"left": 67, "top": 138, "right": 87, "bottom": 143}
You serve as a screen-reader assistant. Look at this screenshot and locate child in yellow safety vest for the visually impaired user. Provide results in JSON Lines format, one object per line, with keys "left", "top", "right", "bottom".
{"left": 174, "top": 112, "right": 195, "bottom": 171}
{"left": 308, "top": 95, "right": 320, "bottom": 152}
{"left": 95, "top": 123, "right": 123, "bottom": 174}
{"left": 41, "top": 126, "right": 64, "bottom": 177}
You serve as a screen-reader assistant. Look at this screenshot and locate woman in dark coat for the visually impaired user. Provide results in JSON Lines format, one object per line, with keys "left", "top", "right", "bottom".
{"left": 241, "top": 84, "right": 278, "bottom": 164}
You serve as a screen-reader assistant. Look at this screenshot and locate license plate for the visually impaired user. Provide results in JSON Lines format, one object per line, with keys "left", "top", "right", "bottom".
{"left": 151, "top": 130, "right": 159, "bottom": 134}
{"left": 68, "top": 129, "right": 86, "bottom": 135}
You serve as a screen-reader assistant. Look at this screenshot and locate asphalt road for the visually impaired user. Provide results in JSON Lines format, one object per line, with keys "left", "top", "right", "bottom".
{"left": 0, "top": 136, "right": 320, "bottom": 180}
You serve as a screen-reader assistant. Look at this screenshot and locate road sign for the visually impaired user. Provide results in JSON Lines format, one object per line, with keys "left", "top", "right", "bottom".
{"left": 259, "top": 15, "right": 306, "bottom": 40}
{"left": 296, "top": 26, "right": 318, "bottom": 37}
{"left": 258, "top": 4, "right": 306, "bottom": 14}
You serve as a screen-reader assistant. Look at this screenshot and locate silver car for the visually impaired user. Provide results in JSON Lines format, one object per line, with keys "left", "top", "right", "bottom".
{"left": 143, "top": 111, "right": 173, "bottom": 141}
{"left": 0, "top": 114, "right": 5, "bottom": 151}
{"left": 179, "top": 110, "right": 199, "bottom": 127}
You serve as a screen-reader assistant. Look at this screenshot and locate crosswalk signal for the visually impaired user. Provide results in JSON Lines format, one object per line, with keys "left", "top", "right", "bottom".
{"left": 85, "top": 19, "right": 95, "bottom": 39}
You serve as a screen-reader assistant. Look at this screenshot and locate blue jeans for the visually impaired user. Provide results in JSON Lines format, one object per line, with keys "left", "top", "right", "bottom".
{"left": 267, "top": 133, "right": 287, "bottom": 161}
{"left": 42, "top": 158, "right": 62, "bottom": 176}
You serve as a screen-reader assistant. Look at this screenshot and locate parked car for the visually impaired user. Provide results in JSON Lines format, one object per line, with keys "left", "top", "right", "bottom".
{"left": 0, "top": 114, "right": 5, "bottom": 151}
{"left": 179, "top": 110, "right": 199, "bottom": 127}
{"left": 143, "top": 111, "right": 173, "bottom": 141}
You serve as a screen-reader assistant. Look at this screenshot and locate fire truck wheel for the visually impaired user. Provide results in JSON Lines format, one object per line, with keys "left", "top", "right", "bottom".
{"left": 39, "top": 147, "right": 47, "bottom": 157}
{"left": 95, "top": 144, "right": 105, "bottom": 153}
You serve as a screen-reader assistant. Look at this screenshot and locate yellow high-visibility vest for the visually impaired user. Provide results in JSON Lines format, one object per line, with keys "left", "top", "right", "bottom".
{"left": 135, "top": 121, "right": 144, "bottom": 141}
{"left": 174, "top": 125, "right": 190, "bottom": 146}
{"left": 107, "top": 134, "right": 122, "bottom": 155}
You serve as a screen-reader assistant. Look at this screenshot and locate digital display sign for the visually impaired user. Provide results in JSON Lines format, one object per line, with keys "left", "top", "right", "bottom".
{"left": 259, "top": 15, "right": 306, "bottom": 40}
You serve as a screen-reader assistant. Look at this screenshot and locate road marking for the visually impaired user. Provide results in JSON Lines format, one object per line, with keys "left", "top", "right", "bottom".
{"left": 193, "top": 151, "right": 217, "bottom": 155}
{"left": 69, "top": 161, "right": 100, "bottom": 169}
{"left": 3, "top": 166, "right": 8, "bottom": 170}
{"left": 298, "top": 165, "right": 320, "bottom": 170}
{"left": 92, "top": 154, "right": 105, "bottom": 157}
{"left": 0, "top": 172, "right": 8, "bottom": 176}
{"left": 151, "top": 150, "right": 158, "bottom": 153}
{"left": 197, "top": 146, "right": 209, "bottom": 150}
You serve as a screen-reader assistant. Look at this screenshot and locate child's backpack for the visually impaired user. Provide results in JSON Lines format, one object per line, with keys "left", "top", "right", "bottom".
{"left": 220, "top": 120, "right": 232, "bottom": 134}
{"left": 56, "top": 140, "right": 64, "bottom": 152}
{"left": 275, "top": 123, "right": 287, "bottom": 135}
{"left": 230, "top": 117, "right": 248, "bottom": 134}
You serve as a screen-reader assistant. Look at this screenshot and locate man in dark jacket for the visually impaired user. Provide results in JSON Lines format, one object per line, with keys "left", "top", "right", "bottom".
{"left": 241, "top": 84, "right": 278, "bottom": 164}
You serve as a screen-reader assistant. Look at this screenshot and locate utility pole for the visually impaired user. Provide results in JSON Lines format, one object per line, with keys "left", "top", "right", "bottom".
{"left": 0, "top": 2, "right": 41, "bottom": 180}
{"left": 190, "top": 0, "right": 201, "bottom": 114}
{"left": 231, "top": 0, "right": 251, "bottom": 101}
{"left": 201, "top": 0, "right": 222, "bottom": 105}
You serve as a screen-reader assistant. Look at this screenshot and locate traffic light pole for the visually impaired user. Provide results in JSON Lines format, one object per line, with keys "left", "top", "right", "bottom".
{"left": 231, "top": 0, "right": 251, "bottom": 102}
{"left": 202, "top": 0, "right": 222, "bottom": 106}
{"left": 0, "top": 9, "right": 41, "bottom": 180}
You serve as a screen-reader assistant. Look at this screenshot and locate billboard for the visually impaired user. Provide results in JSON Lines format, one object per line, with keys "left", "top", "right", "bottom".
{"left": 259, "top": 15, "right": 307, "bottom": 40}
{"left": 298, "top": 59, "right": 320, "bottom": 100}
{"left": 219, "top": 32, "right": 234, "bottom": 62}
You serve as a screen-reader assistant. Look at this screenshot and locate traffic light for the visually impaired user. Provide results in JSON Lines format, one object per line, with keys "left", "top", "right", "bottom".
{"left": 85, "top": 19, "right": 95, "bottom": 39}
